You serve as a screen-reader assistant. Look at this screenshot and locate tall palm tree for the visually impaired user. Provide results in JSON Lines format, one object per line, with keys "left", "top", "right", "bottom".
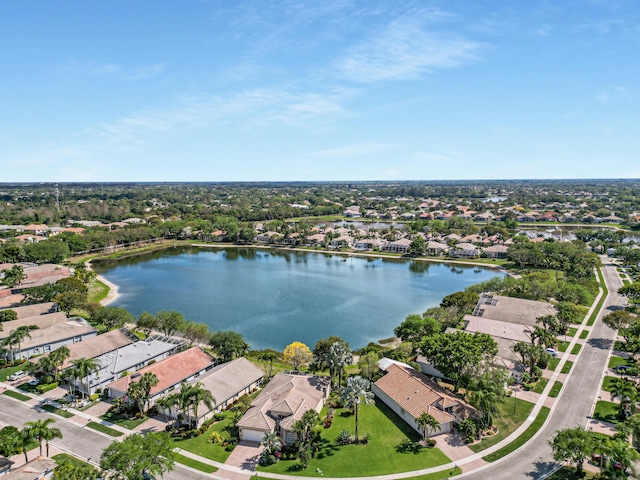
{"left": 70, "top": 357, "right": 100, "bottom": 399}
{"left": 24, "top": 418, "right": 62, "bottom": 457}
{"left": 19, "top": 426, "right": 34, "bottom": 463}
{"left": 340, "top": 375, "right": 374, "bottom": 443}
{"left": 258, "top": 351, "right": 277, "bottom": 379}
{"left": 49, "top": 346, "right": 71, "bottom": 381}
{"left": 469, "top": 389, "right": 499, "bottom": 428}
{"left": 416, "top": 412, "right": 441, "bottom": 444}
{"left": 327, "top": 342, "right": 353, "bottom": 387}
{"left": 2, "top": 325, "right": 38, "bottom": 362}
{"left": 185, "top": 382, "right": 215, "bottom": 428}
{"left": 610, "top": 378, "right": 637, "bottom": 420}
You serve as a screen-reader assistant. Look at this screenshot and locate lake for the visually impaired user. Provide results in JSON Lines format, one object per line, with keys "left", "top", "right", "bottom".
{"left": 92, "top": 246, "right": 503, "bottom": 351}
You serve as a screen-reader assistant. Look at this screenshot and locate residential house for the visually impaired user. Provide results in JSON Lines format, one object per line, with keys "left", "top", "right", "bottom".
{"left": 237, "top": 372, "right": 330, "bottom": 444}
{"left": 450, "top": 243, "right": 481, "bottom": 258}
{"left": 372, "top": 364, "right": 478, "bottom": 436}
{"left": 425, "top": 241, "right": 448, "bottom": 256}
{"left": 354, "top": 238, "right": 386, "bottom": 251}
{"left": 107, "top": 347, "right": 215, "bottom": 405}
{"left": 0, "top": 312, "right": 96, "bottom": 360}
{"left": 381, "top": 238, "right": 411, "bottom": 254}
{"left": 1, "top": 457, "right": 56, "bottom": 480}
{"left": 77, "top": 335, "right": 186, "bottom": 395}
{"left": 483, "top": 244, "right": 509, "bottom": 259}
{"left": 180, "top": 357, "right": 264, "bottom": 428}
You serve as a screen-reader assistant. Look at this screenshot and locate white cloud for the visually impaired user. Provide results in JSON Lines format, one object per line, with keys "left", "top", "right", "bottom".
{"left": 335, "top": 15, "right": 482, "bottom": 82}
{"left": 594, "top": 85, "right": 633, "bottom": 104}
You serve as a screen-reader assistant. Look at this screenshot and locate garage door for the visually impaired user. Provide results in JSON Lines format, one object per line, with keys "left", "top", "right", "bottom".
{"left": 241, "top": 429, "right": 265, "bottom": 443}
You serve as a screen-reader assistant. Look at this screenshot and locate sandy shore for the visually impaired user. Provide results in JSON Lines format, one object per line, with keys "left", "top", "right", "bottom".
{"left": 96, "top": 273, "right": 120, "bottom": 306}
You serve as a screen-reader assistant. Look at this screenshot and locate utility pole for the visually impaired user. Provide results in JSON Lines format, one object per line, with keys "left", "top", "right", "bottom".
{"left": 55, "top": 182, "right": 60, "bottom": 212}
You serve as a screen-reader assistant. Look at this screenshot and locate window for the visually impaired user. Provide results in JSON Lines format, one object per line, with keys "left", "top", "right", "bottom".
{"left": 44, "top": 345, "right": 51, "bottom": 352}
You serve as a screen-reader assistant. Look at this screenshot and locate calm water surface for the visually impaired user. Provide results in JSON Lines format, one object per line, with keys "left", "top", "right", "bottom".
{"left": 93, "top": 247, "right": 503, "bottom": 350}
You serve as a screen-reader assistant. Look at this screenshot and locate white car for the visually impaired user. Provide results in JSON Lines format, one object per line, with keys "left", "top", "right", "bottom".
{"left": 546, "top": 348, "right": 558, "bottom": 357}
{"left": 9, "top": 371, "right": 26, "bottom": 381}
{"left": 28, "top": 378, "right": 40, "bottom": 386}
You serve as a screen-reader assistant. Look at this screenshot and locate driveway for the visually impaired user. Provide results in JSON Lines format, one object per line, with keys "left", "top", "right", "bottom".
{"left": 224, "top": 441, "right": 263, "bottom": 470}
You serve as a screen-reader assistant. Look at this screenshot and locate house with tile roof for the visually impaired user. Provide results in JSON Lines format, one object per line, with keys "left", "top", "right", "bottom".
{"left": 372, "top": 364, "right": 478, "bottom": 437}
{"left": 237, "top": 372, "right": 330, "bottom": 444}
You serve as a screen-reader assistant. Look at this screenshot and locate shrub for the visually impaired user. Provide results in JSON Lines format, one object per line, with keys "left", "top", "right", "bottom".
{"left": 37, "top": 382, "right": 58, "bottom": 393}
{"left": 360, "top": 433, "right": 369, "bottom": 444}
{"left": 89, "top": 393, "right": 99, "bottom": 401}
{"left": 41, "top": 374, "right": 54, "bottom": 384}
{"left": 336, "top": 430, "right": 353, "bottom": 445}
{"left": 426, "top": 438, "right": 436, "bottom": 448}
{"left": 208, "top": 431, "right": 223, "bottom": 444}
{"left": 213, "top": 413, "right": 226, "bottom": 421}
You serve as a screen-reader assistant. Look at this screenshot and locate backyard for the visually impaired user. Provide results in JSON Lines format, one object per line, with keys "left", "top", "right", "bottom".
{"left": 257, "top": 401, "right": 451, "bottom": 477}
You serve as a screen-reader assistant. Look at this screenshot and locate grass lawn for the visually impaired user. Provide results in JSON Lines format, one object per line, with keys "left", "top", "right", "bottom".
{"left": 170, "top": 416, "right": 235, "bottom": 463}
{"left": 579, "top": 330, "right": 589, "bottom": 340}
{"left": 88, "top": 278, "right": 110, "bottom": 304}
{"left": 3, "top": 389, "right": 31, "bottom": 401}
{"left": 258, "top": 402, "right": 451, "bottom": 477}
{"left": 41, "top": 404, "right": 74, "bottom": 418}
{"left": 0, "top": 364, "right": 28, "bottom": 382}
{"left": 548, "top": 357, "right": 561, "bottom": 371}
{"left": 483, "top": 406, "right": 550, "bottom": 462}
{"left": 531, "top": 378, "right": 548, "bottom": 394}
{"left": 601, "top": 376, "right": 618, "bottom": 392}
{"left": 402, "top": 468, "right": 462, "bottom": 480}
{"left": 99, "top": 410, "right": 149, "bottom": 429}
{"left": 593, "top": 400, "right": 619, "bottom": 425}
{"left": 52, "top": 453, "right": 97, "bottom": 471}
{"left": 587, "top": 268, "right": 607, "bottom": 327}
{"left": 549, "top": 381, "right": 563, "bottom": 398}
{"left": 557, "top": 342, "right": 569, "bottom": 353}
{"left": 561, "top": 361, "right": 573, "bottom": 374}
{"left": 608, "top": 355, "right": 634, "bottom": 369}
{"left": 468, "top": 398, "right": 535, "bottom": 453}
{"left": 86, "top": 421, "right": 124, "bottom": 437}
{"left": 571, "top": 344, "right": 582, "bottom": 355}
{"left": 567, "top": 327, "right": 578, "bottom": 337}
{"left": 173, "top": 453, "right": 218, "bottom": 473}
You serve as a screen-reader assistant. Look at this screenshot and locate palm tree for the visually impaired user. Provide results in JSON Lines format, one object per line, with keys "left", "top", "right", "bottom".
{"left": 258, "top": 351, "right": 277, "bottom": 379}
{"left": 416, "top": 412, "right": 441, "bottom": 444}
{"left": 19, "top": 426, "right": 34, "bottom": 463}
{"left": 2, "top": 325, "right": 38, "bottom": 362}
{"left": 49, "top": 346, "right": 70, "bottom": 381}
{"left": 260, "top": 431, "right": 283, "bottom": 457}
{"left": 70, "top": 357, "right": 100, "bottom": 400}
{"left": 340, "top": 375, "right": 374, "bottom": 443}
{"left": 610, "top": 378, "right": 637, "bottom": 420}
{"left": 327, "top": 342, "right": 352, "bottom": 387}
{"left": 185, "top": 382, "right": 215, "bottom": 428}
{"left": 469, "top": 390, "right": 499, "bottom": 428}
{"left": 24, "top": 418, "right": 62, "bottom": 457}
{"left": 156, "top": 395, "right": 177, "bottom": 425}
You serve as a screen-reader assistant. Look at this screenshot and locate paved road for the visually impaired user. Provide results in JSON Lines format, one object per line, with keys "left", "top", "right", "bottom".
{"left": 0, "top": 396, "right": 215, "bottom": 480}
{"left": 461, "top": 259, "right": 624, "bottom": 479}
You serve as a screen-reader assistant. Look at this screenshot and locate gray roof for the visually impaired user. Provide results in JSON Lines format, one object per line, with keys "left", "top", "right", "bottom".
{"left": 3, "top": 457, "right": 56, "bottom": 480}
{"left": 192, "top": 357, "right": 264, "bottom": 417}
{"left": 3, "top": 302, "right": 57, "bottom": 319}
{"left": 471, "top": 293, "right": 556, "bottom": 326}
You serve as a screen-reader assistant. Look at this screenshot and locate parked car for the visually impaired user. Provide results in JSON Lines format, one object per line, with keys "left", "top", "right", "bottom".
{"left": 28, "top": 378, "right": 40, "bottom": 386}
{"left": 546, "top": 348, "right": 558, "bottom": 358}
{"left": 8, "top": 371, "right": 26, "bottom": 381}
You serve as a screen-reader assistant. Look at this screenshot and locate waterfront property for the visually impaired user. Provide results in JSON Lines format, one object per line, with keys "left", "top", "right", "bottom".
{"left": 0, "top": 312, "right": 96, "bottom": 360}
{"left": 107, "top": 347, "right": 215, "bottom": 404}
{"left": 372, "top": 364, "right": 478, "bottom": 436}
{"left": 237, "top": 372, "right": 331, "bottom": 444}
{"left": 75, "top": 334, "right": 186, "bottom": 395}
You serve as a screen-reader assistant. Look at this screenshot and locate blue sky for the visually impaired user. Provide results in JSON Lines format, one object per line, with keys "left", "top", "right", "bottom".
{"left": 1, "top": 0, "right": 638, "bottom": 182}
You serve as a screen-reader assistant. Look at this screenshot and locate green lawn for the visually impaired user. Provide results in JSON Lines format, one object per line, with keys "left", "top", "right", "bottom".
{"left": 567, "top": 327, "right": 578, "bottom": 337}
{"left": 402, "top": 468, "right": 462, "bottom": 480}
{"left": 547, "top": 466, "right": 596, "bottom": 479}
{"left": 557, "top": 342, "right": 569, "bottom": 353}
{"left": 468, "top": 398, "right": 535, "bottom": 453}
{"left": 571, "top": 344, "right": 582, "bottom": 355}
{"left": 579, "top": 329, "right": 589, "bottom": 339}
{"left": 41, "top": 404, "right": 74, "bottom": 418}
{"left": 531, "top": 378, "right": 548, "bottom": 394}
{"left": 88, "top": 278, "right": 110, "bottom": 304}
{"left": 561, "top": 361, "right": 573, "bottom": 374}
{"left": 608, "top": 355, "right": 634, "bottom": 369}
{"left": 86, "top": 421, "right": 124, "bottom": 437}
{"left": 549, "top": 381, "right": 563, "bottom": 398}
{"left": 258, "top": 402, "right": 451, "bottom": 477}
{"left": 52, "top": 453, "right": 97, "bottom": 471}
{"left": 0, "top": 364, "right": 28, "bottom": 382}
{"left": 99, "top": 410, "right": 149, "bottom": 429}
{"left": 587, "top": 268, "right": 607, "bottom": 327}
{"left": 548, "top": 357, "right": 561, "bottom": 371}
{"left": 3, "top": 389, "right": 31, "bottom": 401}
{"left": 601, "top": 376, "right": 618, "bottom": 392}
{"left": 170, "top": 416, "right": 235, "bottom": 463}
{"left": 483, "top": 406, "right": 550, "bottom": 462}
{"left": 173, "top": 453, "right": 218, "bottom": 473}
{"left": 593, "top": 400, "right": 619, "bottom": 424}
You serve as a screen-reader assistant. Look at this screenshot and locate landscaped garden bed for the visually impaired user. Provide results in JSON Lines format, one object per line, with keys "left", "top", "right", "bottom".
{"left": 257, "top": 402, "right": 451, "bottom": 477}
{"left": 468, "top": 398, "right": 535, "bottom": 453}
